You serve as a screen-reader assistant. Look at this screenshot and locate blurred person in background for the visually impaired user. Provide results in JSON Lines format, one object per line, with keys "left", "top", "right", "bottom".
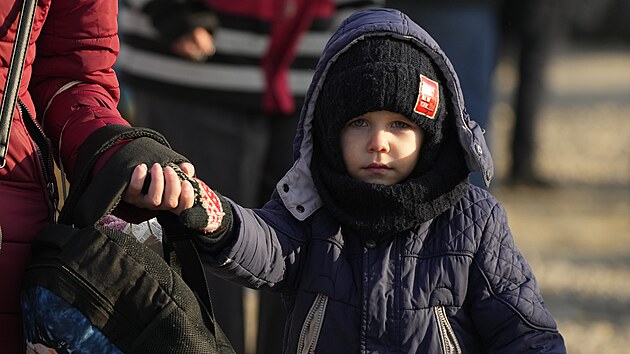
{"left": 387, "top": 0, "right": 571, "bottom": 188}
{"left": 501, "top": 0, "right": 568, "bottom": 186}
{"left": 116, "top": 0, "right": 384, "bottom": 352}
{"left": 386, "top": 0, "right": 502, "bottom": 188}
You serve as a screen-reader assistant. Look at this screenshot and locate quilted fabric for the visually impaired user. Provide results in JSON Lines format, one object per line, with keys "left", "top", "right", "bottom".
{"left": 204, "top": 184, "right": 565, "bottom": 353}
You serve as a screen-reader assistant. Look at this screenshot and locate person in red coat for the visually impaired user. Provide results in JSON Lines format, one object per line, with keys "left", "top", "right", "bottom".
{"left": 0, "top": 0, "right": 196, "bottom": 352}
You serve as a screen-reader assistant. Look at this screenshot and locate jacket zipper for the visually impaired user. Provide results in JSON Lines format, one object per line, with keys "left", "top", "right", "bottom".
{"left": 25, "top": 262, "right": 139, "bottom": 335}
{"left": 18, "top": 100, "right": 58, "bottom": 221}
{"left": 297, "top": 293, "right": 328, "bottom": 354}
{"left": 434, "top": 305, "right": 462, "bottom": 354}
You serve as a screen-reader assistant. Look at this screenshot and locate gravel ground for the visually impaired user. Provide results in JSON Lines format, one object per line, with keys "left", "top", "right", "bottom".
{"left": 490, "top": 41, "right": 630, "bottom": 354}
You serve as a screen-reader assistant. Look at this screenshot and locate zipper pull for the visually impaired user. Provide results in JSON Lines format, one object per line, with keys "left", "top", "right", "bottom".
{"left": 48, "top": 181, "right": 59, "bottom": 223}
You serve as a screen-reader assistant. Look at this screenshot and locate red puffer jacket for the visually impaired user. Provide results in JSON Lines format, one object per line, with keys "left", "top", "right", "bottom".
{"left": 0, "top": 0, "right": 130, "bottom": 352}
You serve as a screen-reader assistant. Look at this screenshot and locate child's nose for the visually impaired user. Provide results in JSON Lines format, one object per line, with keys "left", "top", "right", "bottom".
{"left": 368, "top": 130, "right": 390, "bottom": 153}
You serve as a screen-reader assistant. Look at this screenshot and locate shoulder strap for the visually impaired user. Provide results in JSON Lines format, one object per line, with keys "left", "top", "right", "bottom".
{"left": 0, "top": 0, "right": 38, "bottom": 168}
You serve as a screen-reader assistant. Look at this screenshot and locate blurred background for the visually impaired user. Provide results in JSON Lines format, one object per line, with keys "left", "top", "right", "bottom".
{"left": 116, "top": 0, "right": 629, "bottom": 353}
{"left": 490, "top": 0, "right": 630, "bottom": 353}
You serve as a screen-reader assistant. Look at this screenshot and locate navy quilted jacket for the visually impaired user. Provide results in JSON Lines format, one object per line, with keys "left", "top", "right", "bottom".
{"left": 201, "top": 8, "right": 566, "bottom": 353}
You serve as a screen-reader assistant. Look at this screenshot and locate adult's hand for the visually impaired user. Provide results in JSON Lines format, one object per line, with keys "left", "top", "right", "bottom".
{"left": 171, "top": 27, "right": 215, "bottom": 62}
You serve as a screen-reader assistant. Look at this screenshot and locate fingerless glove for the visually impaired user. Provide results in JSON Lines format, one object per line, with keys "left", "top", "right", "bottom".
{"left": 167, "top": 163, "right": 230, "bottom": 236}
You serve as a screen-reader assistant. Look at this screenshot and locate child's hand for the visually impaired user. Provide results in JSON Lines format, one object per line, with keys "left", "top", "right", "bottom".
{"left": 123, "top": 162, "right": 196, "bottom": 215}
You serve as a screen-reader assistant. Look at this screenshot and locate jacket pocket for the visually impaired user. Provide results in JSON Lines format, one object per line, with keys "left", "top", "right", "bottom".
{"left": 434, "top": 306, "right": 462, "bottom": 354}
{"left": 297, "top": 293, "right": 328, "bottom": 354}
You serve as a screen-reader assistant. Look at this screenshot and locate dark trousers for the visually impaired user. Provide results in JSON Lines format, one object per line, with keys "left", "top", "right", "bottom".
{"left": 504, "top": 0, "right": 567, "bottom": 181}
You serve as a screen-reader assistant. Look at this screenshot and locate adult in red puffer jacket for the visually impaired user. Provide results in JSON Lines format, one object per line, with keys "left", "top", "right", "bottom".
{"left": 0, "top": 1, "right": 196, "bottom": 352}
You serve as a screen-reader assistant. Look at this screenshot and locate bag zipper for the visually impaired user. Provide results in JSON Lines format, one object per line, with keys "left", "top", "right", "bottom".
{"left": 297, "top": 293, "right": 328, "bottom": 354}
{"left": 434, "top": 305, "right": 462, "bottom": 354}
{"left": 18, "top": 100, "right": 59, "bottom": 221}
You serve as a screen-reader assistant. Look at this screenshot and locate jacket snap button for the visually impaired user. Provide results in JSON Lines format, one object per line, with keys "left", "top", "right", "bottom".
{"left": 475, "top": 144, "right": 483, "bottom": 156}
{"left": 365, "top": 240, "right": 376, "bottom": 249}
{"left": 296, "top": 205, "right": 305, "bottom": 213}
{"left": 282, "top": 184, "right": 289, "bottom": 192}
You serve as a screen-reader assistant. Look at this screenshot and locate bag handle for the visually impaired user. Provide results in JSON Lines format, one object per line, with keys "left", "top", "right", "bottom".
{"left": 67, "top": 125, "right": 226, "bottom": 343}
{"left": 62, "top": 125, "right": 231, "bottom": 349}
{"left": 58, "top": 124, "right": 188, "bottom": 227}
{"left": 0, "top": 0, "right": 38, "bottom": 168}
{"left": 157, "top": 212, "right": 224, "bottom": 335}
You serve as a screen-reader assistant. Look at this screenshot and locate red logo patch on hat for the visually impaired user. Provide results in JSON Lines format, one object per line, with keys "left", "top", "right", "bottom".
{"left": 414, "top": 75, "right": 439, "bottom": 119}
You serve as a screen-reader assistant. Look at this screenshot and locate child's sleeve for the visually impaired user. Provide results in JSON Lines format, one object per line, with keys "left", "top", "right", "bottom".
{"left": 468, "top": 202, "right": 566, "bottom": 353}
{"left": 185, "top": 186, "right": 308, "bottom": 292}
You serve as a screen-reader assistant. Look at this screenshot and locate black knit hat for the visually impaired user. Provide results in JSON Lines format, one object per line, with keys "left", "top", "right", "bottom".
{"left": 314, "top": 35, "right": 451, "bottom": 174}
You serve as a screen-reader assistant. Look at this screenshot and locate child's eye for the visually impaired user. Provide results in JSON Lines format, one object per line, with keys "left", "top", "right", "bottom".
{"left": 391, "top": 121, "right": 411, "bottom": 129}
{"left": 347, "top": 119, "right": 367, "bottom": 127}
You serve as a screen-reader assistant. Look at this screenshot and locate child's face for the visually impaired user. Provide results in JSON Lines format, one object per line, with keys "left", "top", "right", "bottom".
{"left": 340, "top": 110, "right": 423, "bottom": 185}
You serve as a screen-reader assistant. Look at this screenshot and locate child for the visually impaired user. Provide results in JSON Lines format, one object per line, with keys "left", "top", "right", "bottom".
{"left": 179, "top": 7, "right": 566, "bottom": 353}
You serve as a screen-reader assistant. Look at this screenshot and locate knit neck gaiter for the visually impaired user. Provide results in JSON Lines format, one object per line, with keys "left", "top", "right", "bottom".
{"left": 311, "top": 125, "right": 469, "bottom": 237}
